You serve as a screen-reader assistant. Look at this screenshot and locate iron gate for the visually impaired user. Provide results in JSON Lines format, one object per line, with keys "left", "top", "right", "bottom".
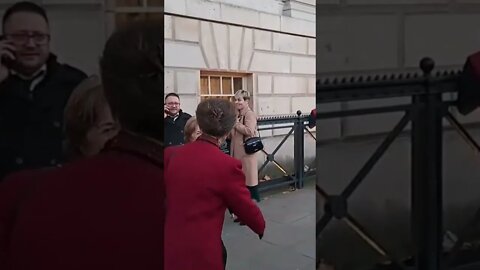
{"left": 317, "top": 57, "right": 480, "bottom": 270}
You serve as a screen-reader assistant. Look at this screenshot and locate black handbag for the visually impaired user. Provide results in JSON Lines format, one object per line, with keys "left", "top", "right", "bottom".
{"left": 242, "top": 114, "right": 263, "bottom": 154}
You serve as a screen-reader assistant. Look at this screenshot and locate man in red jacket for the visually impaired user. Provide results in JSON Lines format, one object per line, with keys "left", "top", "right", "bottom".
{"left": 0, "top": 21, "right": 164, "bottom": 269}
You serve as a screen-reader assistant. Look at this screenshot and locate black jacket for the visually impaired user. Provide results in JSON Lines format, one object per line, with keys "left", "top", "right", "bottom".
{"left": 0, "top": 54, "right": 86, "bottom": 181}
{"left": 164, "top": 110, "right": 192, "bottom": 147}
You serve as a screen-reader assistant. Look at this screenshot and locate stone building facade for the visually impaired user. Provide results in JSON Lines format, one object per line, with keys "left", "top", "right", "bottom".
{"left": 164, "top": 0, "right": 316, "bottom": 175}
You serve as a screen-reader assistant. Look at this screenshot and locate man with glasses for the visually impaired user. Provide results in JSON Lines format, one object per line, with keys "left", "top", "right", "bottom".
{"left": 164, "top": 92, "right": 192, "bottom": 147}
{"left": 0, "top": 2, "right": 86, "bottom": 181}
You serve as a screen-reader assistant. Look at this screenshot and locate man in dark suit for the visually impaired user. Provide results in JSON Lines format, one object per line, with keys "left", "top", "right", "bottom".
{"left": 164, "top": 92, "right": 192, "bottom": 147}
{"left": 0, "top": 20, "right": 164, "bottom": 270}
{"left": 0, "top": 2, "right": 87, "bottom": 181}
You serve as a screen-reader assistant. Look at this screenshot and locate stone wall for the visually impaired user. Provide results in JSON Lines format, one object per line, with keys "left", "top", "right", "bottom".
{"left": 165, "top": 0, "right": 316, "bottom": 173}
{"left": 317, "top": 0, "right": 480, "bottom": 141}
{"left": 165, "top": 0, "right": 316, "bottom": 118}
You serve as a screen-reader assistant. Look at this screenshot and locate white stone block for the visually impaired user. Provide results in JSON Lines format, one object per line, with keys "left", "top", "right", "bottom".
{"left": 220, "top": 4, "right": 260, "bottom": 28}
{"left": 307, "top": 77, "right": 316, "bottom": 94}
{"left": 257, "top": 75, "right": 273, "bottom": 94}
{"left": 211, "top": 0, "right": 284, "bottom": 15}
{"left": 405, "top": 14, "right": 480, "bottom": 67}
{"left": 174, "top": 17, "right": 200, "bottom": 42}
{"left": 342, "top": 97, "right": 411, "bottom": 137}
{"left": 284, "top": 9, "right": 315, "bottom": 22}
{"left": 273, "top": 76, "right": 308, "bottom": 94}
{"left": 229, "top": 26, "right": 243, "bottom": 70}
{"left": 280, "top": 16, "right": 315, "bottom": 37}
{"left": 257, "top": 97, "right": 291, "bottom": 115}
{"left": 250, "top": 52, "right": 291, "bottom": 73}
{"left": 292, "top": 56, "right": 315, "bottom": 74}
{"left": 273, "top": 33, "right": 308, "bottom": 54}
{"left": 165, "top": 0, "right": 186, "bottom": 15}
{"left": 165, "top": 41, "right": 207, "bottom": 69}
{"left": 254, "top": 30, "right": 272, "bottom": 51}
{"left": 48, "top": 7, "right": 104, "bottom": 75}
{"left": 165, "top": 15, "right": 173, "bottom": 40}
{"left": 317, "top": 15, "right": 398, "bottom": 72}
{"left": 240, "top": 29, "right": 254, "bottom": 71}
{"left": 295, "top": 0, "right": 317, "bottom": 5}
{"left": 186, "top": 0, "right": 221, "bottom": 21}
{"left": 200, "top": 22, "right": 218, "bottom": 69}
{"left": 259, "top": 12, "right": 281, "bottom": 31}
{"left": 212, "top": 24, "right": 229, "bottom": 69}
{"left": 292, "top": 96, "right": 315, "bottom": 115}
{"left": 308, "top": 38, "right": 316, "bottom": 55}
{"left": 179, "top": 94, "right": 199, "bottom": 116}
{"left": 176, "top": 70, "right": 200, "bottom": 94}
{"left": 164, "top": 69, "right": 175, "bottom": 93}
{"left": 317, "top": 102, "right": 342, "bottom": 140}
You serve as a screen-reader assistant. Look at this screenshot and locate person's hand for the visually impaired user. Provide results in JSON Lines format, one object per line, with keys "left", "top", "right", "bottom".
{"left": 0, "top": 39, "right": 15, "bottom": 83}
{"left": 164, "top": 105, "right": 170, "bottom": 118}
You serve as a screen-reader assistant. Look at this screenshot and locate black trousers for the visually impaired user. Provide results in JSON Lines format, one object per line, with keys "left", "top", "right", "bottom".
{"left": 222, "top": 240, "right": 227, "bottom": 269}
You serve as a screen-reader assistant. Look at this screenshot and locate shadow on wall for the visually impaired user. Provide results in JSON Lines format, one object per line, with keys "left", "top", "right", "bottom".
{"left": 317, "top": 127, "right": 480, "bottom": 270}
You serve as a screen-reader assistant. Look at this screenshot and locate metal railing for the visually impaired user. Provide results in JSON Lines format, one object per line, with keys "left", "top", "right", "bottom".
{"left": 248, "top": 111, "right": 317, "bottom": 193}
{"left": 316, "top": 57, "right": 480, "bottom": 270}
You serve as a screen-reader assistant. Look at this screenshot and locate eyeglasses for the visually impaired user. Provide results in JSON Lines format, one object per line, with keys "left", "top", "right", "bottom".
{"left": 5, "top": 32, "right": 50, "bottom": 45}
{"left": 166, "top": 102, "right": 180, "bottom": 106}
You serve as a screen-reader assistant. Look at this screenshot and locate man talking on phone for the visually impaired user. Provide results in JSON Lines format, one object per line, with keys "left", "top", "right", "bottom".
{"left": 164, "top": 92, "right": 192, "bottom": 147}
{"left": 0, "top": 2, "right": 86, "bottom": 181}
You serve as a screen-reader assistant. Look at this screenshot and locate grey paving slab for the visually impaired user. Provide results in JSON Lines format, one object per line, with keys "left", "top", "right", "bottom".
{"left": 223, "top": 178, "right": 316, "bottom": 270}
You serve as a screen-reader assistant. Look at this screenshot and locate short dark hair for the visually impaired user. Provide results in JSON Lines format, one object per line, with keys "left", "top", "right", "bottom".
{"left": 2, "top": 1, "right": 49, "bottom": 33}
{"left": 100, "top": 19, "right": 163, "bottom": 142}
{"left": 196, "top": 98, "right": 236, "bottom": 138}
{"left": 165, "top": 92, "right": 179, "bottom": 100}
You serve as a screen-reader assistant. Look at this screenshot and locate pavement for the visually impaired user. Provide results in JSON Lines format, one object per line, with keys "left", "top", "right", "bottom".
{"left": 222, "top": 177, "right": 316, "bottom": 270}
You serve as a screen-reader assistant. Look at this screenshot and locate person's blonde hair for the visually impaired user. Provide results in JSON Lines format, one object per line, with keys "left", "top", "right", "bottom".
{"left": 184, "top": 116, "right": 198, "bottom": 142}
{"left": 63, "top": 75, "right": 109, "bottom": 157}
{"left": 234, "top": 89, "right": 251, "bottom": 101}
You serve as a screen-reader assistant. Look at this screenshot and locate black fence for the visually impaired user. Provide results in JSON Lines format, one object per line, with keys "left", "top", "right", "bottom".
{"left": 235, "top": 112, "right": 317, "bottom": 193}
{"left": 317, "top": 58, "right": 480, "bottom": 270}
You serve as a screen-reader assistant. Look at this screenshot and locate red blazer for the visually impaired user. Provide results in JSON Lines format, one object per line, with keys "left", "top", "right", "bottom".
{"left": 0, "top": 132, "right": 164, "bottom": 270}
{"left": 164, "top": 135, "right": 265, "bottom": 270}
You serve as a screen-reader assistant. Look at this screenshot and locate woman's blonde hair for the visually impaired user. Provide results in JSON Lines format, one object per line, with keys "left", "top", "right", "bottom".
{"left": 234, "top": 89, "right": 251, "bottom": 101}
{"left": 184, "top": 116, "right": 198, "bottom": 142}
{"left": 63, "top": 75, "right": 109, "bottom": 157}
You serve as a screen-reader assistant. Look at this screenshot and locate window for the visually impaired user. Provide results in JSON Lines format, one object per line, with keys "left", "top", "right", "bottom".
{"left": 200, "top": 71, "right": 249, "bottom": 102}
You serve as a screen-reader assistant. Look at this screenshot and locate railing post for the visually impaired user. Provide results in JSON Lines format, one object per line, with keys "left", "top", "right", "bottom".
{"left": 294, "top": 110, "right": 305, "bottom": 189}
{"left": 411, "top": 57, "right": 443, "bottom": 270}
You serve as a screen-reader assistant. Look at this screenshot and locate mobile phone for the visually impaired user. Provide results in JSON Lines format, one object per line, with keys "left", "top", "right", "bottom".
{"left": 0, "top": 35, "right": 15, "bottom": 69}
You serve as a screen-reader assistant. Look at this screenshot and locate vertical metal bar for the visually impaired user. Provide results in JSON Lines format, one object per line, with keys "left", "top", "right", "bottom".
{"left": 298, "top": 112, "right": 305, "bottom": 189}
{"left": 293, "top": 115, "right": 300, "bottom": 189}
{"left": 411, "top": 58, "right": 443, "bottom": 270}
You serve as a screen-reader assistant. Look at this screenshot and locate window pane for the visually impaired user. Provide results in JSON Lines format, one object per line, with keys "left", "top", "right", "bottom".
{"left": 210, "top": 77, "right": 221, "bottom": 95}
{"left": 200, "top": 76, "right": 209, "bottom": 95}
{"left": 233, "top": 77, "right": 242, "bottom": 93}
{"left": 147, "top": 0, "right": 164, "bottom": 7}
{"left": 116, "top": 0, "right": 143, "bottom": 7}
{"left": 222, "top": 77, "right": 232, "bottom": 95}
